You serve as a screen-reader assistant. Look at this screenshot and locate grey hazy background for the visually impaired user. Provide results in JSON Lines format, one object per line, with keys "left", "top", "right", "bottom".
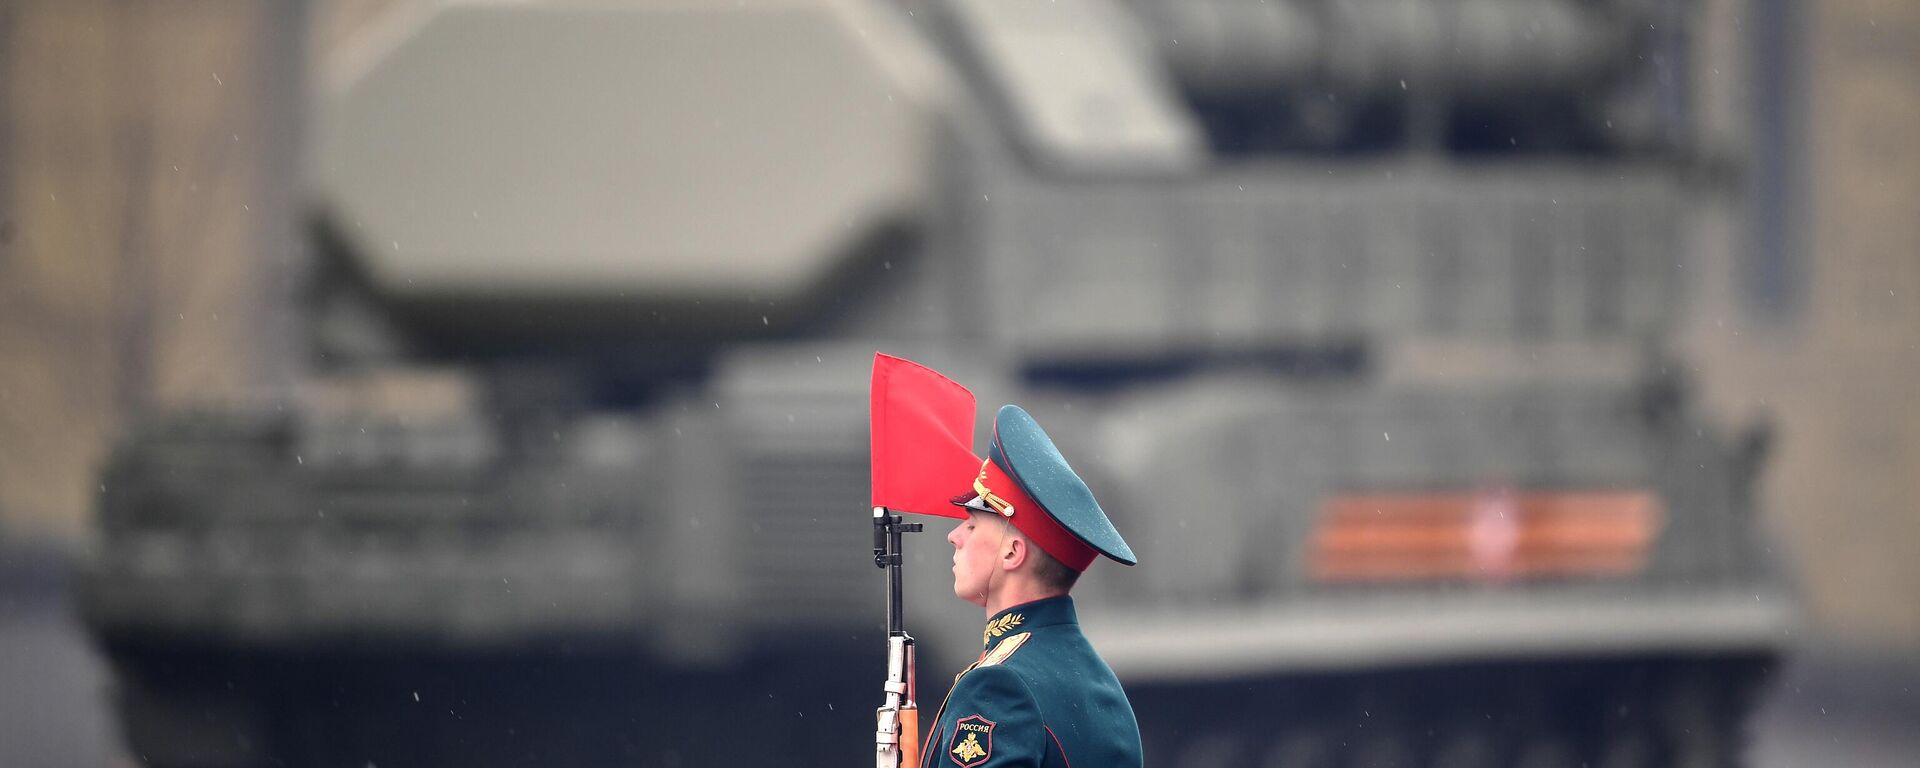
{"left": 1, "top": 0, "right": 1917, "bottom": 766}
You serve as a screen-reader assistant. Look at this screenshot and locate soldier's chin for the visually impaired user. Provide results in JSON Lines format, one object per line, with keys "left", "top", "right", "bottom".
{"left": 952, "top": 580, "right": 986, "bottom": 607}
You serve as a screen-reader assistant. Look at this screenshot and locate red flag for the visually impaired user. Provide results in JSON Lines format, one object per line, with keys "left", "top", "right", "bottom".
{"left": 870, "top": 353, "right": 977, "bottom": 518}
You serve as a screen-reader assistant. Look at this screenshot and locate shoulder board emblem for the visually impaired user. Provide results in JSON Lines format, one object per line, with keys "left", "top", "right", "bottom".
{"left": 978, "top": 632, "right": 1030, "bottom": 668}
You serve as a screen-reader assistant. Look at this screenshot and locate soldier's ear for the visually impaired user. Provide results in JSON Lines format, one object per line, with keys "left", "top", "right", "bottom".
{"left": 1002, "top": 536, "right": 1028, "bottom": 571}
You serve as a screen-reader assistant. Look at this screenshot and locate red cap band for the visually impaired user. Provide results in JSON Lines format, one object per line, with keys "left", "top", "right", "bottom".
{"left": 977, "top": 459, "right": 1098, "bottom": 572}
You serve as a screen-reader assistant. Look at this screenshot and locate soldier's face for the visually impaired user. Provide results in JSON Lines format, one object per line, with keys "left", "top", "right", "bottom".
{"left": 948, "top": 510, "right": 1008, "bottom": 607}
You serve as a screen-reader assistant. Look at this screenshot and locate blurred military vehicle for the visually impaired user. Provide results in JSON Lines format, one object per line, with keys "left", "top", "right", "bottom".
{"left": 80, "top": 1, "right": 1791, "bottom": 766}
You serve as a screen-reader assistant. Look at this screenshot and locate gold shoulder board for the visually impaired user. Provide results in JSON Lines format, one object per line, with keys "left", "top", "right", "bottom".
{"left": 978, "top": 632, "right": 1030, "bottom": 667}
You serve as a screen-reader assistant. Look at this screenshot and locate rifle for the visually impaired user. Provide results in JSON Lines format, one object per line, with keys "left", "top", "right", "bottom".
{"left": 874, "top": 507, "right": 923, "bottom": 768}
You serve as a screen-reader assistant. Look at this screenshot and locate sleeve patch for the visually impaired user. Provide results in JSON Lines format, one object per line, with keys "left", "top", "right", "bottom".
{"left": 948, "top": 715, "right": 995, "bottom": 767}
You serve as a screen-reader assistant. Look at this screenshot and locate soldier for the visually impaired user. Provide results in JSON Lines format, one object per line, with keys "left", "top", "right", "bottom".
{"left": 923, "top": 404, "right": 1142, "bottom": 768}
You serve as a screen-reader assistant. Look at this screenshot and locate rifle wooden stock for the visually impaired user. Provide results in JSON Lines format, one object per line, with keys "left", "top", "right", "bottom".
{"left": 901, "top": 706, "right": 920, "bottom": 768}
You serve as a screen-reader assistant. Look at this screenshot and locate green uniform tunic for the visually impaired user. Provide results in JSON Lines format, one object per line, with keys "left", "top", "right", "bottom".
{"left": 923, "top": 596, "right": 1142, "bottom": 768}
